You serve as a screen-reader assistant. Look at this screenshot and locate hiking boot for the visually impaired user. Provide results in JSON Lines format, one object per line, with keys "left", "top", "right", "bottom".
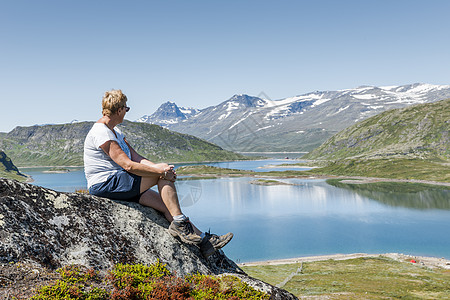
{"left": 199, "top": 236, "right": 216, "bottom": 258}
{"left": 206, "top": 232, "right": 234, "bottom": 250}
{"left": 168, "top": 218, "right": 202, "bottom": 245}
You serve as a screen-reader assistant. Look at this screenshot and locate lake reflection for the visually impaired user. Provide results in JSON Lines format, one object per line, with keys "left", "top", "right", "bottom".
{"left": 180, "top": 177, "right": 450, "bottom": 262}
{"left": 327, "top": 180, "right": 450, "bottom": 210}
{"left": 22, "top": 162, "right": 450, "bottom": 263}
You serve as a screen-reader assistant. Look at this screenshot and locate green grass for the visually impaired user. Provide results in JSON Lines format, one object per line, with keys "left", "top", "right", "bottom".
{"left": 0, "top": 170, "right": 28, "bottom": 181}
{"left": 242, "top": 257, "right": 450, "bottom": 299}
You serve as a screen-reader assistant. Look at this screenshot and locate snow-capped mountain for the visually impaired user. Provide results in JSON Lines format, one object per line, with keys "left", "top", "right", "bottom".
{"left": 136, "top": 101, "right": 200, "bottom": 126}
{"left": 136, "top": 83, "right": 450, "bottom": 152}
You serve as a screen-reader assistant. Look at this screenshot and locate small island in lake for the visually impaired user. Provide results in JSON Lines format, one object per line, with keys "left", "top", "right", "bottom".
{"left": 43, "top": 167, "right": 71, "bottom": 173}
{"left": 250, "top": 179, "right": 297, "bottom": 186}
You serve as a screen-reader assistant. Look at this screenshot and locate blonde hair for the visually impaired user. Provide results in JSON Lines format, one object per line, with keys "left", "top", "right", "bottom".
{"left": 102, "top": 89, "right": 128, "bottom": 116}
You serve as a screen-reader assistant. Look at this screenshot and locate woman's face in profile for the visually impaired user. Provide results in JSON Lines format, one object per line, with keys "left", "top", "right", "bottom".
{"left": 119, "top": 103, "right": 129, "bottom": 120}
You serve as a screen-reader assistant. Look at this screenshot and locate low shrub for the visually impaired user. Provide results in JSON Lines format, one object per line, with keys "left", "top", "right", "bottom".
{"left": 31, "top": 261, "right": 269, "bottom": 300}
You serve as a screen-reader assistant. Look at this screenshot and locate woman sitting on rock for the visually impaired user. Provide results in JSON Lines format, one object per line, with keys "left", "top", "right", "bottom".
{"left": 83, "top": 89, "right": 232, "bottom": 257}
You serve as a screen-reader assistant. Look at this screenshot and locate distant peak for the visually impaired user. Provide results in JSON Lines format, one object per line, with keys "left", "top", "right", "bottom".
{"left": 226, "top": 94, "right": 266, "bottom": 108}
{"left": 229, "top": 94, "right": 250, "bottom": 100}
{"left": 161, "top": 101, "right": 177, "bottom": 106}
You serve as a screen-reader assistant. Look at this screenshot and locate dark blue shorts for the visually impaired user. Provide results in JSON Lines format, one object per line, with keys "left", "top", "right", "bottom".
{"left": 89, "top": 169, "right": 142, "bottom": 202}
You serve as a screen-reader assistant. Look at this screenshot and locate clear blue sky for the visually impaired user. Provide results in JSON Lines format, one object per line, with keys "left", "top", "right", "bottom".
{"left": 1, "top": 0, "right": 449, "bottom": 132}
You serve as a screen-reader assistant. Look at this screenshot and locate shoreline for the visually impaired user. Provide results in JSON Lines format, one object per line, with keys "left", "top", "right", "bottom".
{"left": 17, "top": 160, "right": 450, "bottom": 187}
{"left": 18, "top": 169, "right": 450, "bottom": 188}
{"left": 181, "top": 173, "right": 450, "bottom": 187}
{"left": 238, "top": 253, "right": 450, "bottom": 270}
{"left": 21, "top": 168, "right": 449, "bottom": 187}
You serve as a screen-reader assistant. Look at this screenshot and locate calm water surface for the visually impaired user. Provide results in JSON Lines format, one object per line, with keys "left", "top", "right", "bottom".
{"left": 22, "top": 159, "right": 450, "bottom": 263}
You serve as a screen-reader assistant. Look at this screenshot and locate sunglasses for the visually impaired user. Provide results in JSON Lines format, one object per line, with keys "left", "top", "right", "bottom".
{"left": 123, "top": 106, "right": 130, "bottom": 112}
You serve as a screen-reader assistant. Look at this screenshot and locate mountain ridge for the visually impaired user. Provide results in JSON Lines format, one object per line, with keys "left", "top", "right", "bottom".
{"left": 137, "top": 83, "right": 450, "bottom": 152}
{"left": 0, "top": 121, "right": 246, "bottom": 167}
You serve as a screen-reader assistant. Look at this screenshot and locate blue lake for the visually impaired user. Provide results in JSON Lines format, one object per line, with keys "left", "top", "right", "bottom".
{"left": 21, "top": 159, "right": 450, "bottom": 263}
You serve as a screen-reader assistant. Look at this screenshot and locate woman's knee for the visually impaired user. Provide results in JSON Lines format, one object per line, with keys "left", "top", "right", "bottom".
{"left": 140, "top": 175, "right": 160, "bottom": 193}
{"left": 158, "top": 178, "right": 176, "bottom": 188}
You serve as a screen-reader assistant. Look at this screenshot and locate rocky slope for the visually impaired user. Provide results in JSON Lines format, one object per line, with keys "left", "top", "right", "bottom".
{"left": 304, "top": 98, "right": 450, "bottom": 160}
{"left": 137, "top": 83, "right": 450, "bottom": 152}
{"left": 0, "top": 178, "right": 296, "bottom": 299}
{"left": 0, "top": 150, "right": 26, "bottom": 181}
{"left": 0, "top": 120, "right": 246, "bottom": 167}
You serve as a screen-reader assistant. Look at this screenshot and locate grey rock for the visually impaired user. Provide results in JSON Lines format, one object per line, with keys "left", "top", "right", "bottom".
{"left": 0, "top": 178, "right": 297, "bottom": 299}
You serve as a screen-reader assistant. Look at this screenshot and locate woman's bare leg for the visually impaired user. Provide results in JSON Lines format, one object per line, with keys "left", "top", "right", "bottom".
{"left": 139, "top": 175, "right": 202, "bottom": 235}
{"left": 156, "top": 178, "right": 183, "bottom": 217}
{"left": 138, "top": 188, "right": 172, "bottom": 221}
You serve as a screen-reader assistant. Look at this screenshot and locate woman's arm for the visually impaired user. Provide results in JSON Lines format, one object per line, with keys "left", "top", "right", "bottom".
{"left": 124, "top": 138, "right": 152, "bottom": 164}
{"left": 100, "top": 140, "right": 172, "bottom": 178}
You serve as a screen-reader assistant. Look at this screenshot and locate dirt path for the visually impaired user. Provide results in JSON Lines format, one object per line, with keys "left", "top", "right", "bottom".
{"left": 239, "top": 253, "right": 450, "bottom": 269}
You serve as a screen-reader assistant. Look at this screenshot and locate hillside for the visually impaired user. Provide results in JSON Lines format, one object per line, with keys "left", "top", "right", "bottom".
{"left": 0, "top": 150, "right": 26, "bottom": 181}
{"left": 0, "top": 121, "right": 246, "bottom": 167}
{"left": 300, "top": 99, "right": 450, "bottom": 182}
{"left": 137, "top": 83, "right": 450, "bottom": 152}
{"left": 304, "top": 98, "right": 449, "bottom": 161}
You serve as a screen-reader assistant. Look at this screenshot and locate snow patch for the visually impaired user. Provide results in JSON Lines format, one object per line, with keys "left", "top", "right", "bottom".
{"left": 326, "top": 105, "right": 350, "bottom": 117}
{"left": 160, "top": 119, "right": 179, "bottom": 124}
{"left": 226, "top": 101, "right": 241, "bottom": 111}
{"left": 311, "top": 94, "right": 331, "bottom": 107}
{"left": 228, "top": 112, "right": 256, "bottom": 129}
{"left": 265, "top": 104, "right": 291, "bottom": 119}
{"left": 380, "top": 85, "right": 398, "bottom": 91}
{"left": 353, "top": 94, "right": 377, "bottom": 100}
{"left": 179, "top": 107, "right": 198, "bottom": 114}
{"left": 266, "top": 93, "right": 325, "bottom": 108}
{"left": 218, "top": 112, "right": 232, "bottom": 120}
{"left": 256, "top": 125, "right": 274, "bottom": 132}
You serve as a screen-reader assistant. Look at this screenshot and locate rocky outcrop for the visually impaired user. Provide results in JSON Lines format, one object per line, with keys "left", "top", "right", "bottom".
{"left": 0, "top": 151, "right": 26, "bottom": 181}
{"left": 0, "top": 178, "right": 297, "bottom": 299}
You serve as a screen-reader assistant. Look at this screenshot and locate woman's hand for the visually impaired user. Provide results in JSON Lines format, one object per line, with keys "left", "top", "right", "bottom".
{"left": 160, "top": 164, "right": 177, "bottom": 182}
